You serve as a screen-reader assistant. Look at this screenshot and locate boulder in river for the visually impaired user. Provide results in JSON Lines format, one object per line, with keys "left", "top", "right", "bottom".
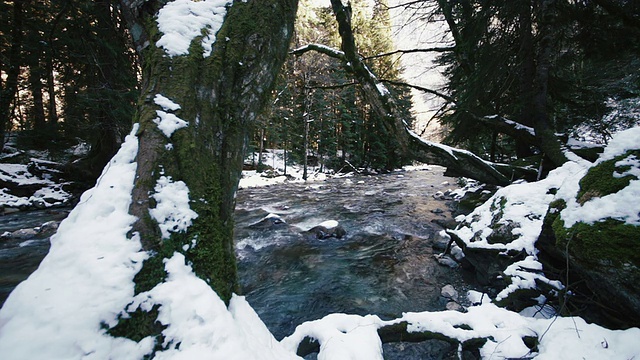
{"left": 303, "top": 220, "right": 346, "bottom": 240}
{"left": 248, "top": 213, "right": 288, "bottom": 230}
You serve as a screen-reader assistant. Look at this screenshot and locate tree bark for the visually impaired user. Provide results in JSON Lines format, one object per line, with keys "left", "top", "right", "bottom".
{"left": 516, "top": 0, "right": 536, "bottom": 158}
{"left": 0, "top": 1, "right": 23, "bottom": 148}
{"left": 532, "top": 0, "right": 568, "bottom": 167}
{"left": 119, "top": 0, "right": 298, "bottom": 303}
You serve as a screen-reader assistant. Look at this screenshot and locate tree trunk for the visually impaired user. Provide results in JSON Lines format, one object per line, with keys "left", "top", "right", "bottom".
{"left": 0, "top": 1, "right": 23, "bottom": 148}
{"left": 119, "top": 0, "right": 298, "bottom": 304}
{"left": 29, "top": 61, "right": 47, "bottom": 134}
{"left": 516, "top": 0, "right": 536, "bottom": 158}
{"left": 45, "top": 51, "right": 59, "bottom": 131}
{"left": 532, "top": 0, "right": 568, "bottom": 167}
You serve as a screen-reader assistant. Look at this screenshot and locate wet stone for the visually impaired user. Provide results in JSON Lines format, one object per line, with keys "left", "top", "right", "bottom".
{"left": 441, "top": 284, "right": 459, "bottom": 300}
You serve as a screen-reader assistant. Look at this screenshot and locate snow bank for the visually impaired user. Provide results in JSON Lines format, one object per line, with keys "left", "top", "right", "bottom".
{"left": 0, "top": 125, "right": 149, "bottom": 359}
{"left": 452, "top": 159, "right": 589, "bottom": 254}
{"left": 0, "top": 162, "right": 73, "bottom": 209}
{"left": 560, "top": 126, "right": 640, "bottom": 227}
{"left": 239, "top": 150, "right": 329, "bottom": 188}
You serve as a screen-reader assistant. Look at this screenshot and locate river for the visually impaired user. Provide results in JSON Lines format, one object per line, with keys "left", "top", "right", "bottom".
{"left": 0, "top": 166, "right": 471, "bottom": 359}
{"left": 234, "top": 166, "right": 472, "bottom": 358}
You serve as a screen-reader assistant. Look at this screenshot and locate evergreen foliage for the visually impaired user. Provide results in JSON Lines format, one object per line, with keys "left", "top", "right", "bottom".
{"left": 432, "top": 0, "right": 640, "bottom": 159}
{"left": 0, "top": 0, "right": 137, "bottom": 175}
{"left": 254, "top": 0, "right": 415, "bottom": 173}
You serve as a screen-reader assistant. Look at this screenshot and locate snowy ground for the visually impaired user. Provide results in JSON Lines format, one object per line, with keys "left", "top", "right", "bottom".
{"left": 239, "top": 149, "right": 330, "bottom": 188}
{"left": 0, "top": 161, "right": 73, "bottom": 211}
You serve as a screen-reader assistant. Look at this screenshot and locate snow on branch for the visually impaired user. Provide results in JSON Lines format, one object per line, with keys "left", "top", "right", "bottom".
{"left": 290, "top": 43, "right": 346, "bottom": 60}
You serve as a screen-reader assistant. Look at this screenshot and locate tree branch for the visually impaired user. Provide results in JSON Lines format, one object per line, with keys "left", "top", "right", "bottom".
{"left": 290, "top": 43, "right": 346, "bottom": 61}
{"left": 363, "top": 46, "right": 455, "bottom": 60}
{"left": 380, "top": 79, "right": 455, "bottom": 103}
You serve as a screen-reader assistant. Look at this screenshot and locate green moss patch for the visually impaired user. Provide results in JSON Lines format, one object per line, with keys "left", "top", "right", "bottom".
{"left": 577, "top": 150, "right": 639, "bottom": 204}
{"left": 107, "top": 305, "right": 166, "bottom": 354}
{"left": 553, "top": 149, "right": 640, "bottom": 266}
{"left": 553, "top": 217, "right": 640, "bottom": 267}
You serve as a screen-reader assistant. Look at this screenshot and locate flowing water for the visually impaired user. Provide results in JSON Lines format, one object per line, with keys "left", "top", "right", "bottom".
{"left": 0, "top": 209, "right": 70, "bottom": 305}
{"left": 0, "top": 167, "right": 471, "bottom": 359}
{"left": 234, "top": 167, "right": 472, "bottom": 359}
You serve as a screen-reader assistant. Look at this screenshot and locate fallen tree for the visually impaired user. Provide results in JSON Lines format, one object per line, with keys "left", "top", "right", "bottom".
{"left": 290, "top": 1, "right": 543, "bottom": 186}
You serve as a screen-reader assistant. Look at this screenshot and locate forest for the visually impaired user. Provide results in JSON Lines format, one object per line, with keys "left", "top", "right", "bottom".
{"left": 0, "top": 0, "right": 639, "bottom": 359}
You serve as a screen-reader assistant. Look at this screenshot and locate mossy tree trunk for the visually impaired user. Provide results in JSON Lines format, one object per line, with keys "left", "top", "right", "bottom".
{"left": 118, "top": 0, "right": 298, "bottom": 303}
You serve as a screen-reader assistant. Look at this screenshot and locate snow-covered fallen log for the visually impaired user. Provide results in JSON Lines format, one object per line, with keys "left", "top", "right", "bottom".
{"left": 281, "top": 296, "right": 640, "bottom": 359}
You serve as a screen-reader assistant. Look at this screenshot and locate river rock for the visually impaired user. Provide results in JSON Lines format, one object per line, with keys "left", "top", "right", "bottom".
{"left": 446, "top": 301, "right": 463, "bottom": 312}
{"left": 486, "top": 220, "right": 520, "bottom": 244}
{"left": 9, "top": 228, "right": 39, "bottom": 240}
{"left": 304, "top": 221, "right": 346, "bottom": 240}
{"left": 432, "top": 230, "right": 451, "bottom": 251}
{"left": 39, "top": 220, "right": 59, "bottom": 237}
{"left": 435, "top": 253, "right": 458, "bottom": 268}
{"left": 248, "top": 213, "right": 287, "bottom": 230}
{"left": 441, "top": 284, "right": 459, "bottom": 300}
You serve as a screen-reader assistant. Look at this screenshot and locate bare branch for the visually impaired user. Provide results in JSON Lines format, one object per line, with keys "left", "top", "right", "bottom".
{"left": 306, "top": 81, "right": 358, "bottom": 90}
{"left": 363, "top": 46, "right": 455, "bottom": 60}
{"left": 380, "top": 79, "right": 455, "bottom": 103}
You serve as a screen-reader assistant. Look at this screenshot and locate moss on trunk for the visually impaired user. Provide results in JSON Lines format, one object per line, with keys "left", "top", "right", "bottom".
{"left": 112, "top": 0, "right": 298, "bottom": 348}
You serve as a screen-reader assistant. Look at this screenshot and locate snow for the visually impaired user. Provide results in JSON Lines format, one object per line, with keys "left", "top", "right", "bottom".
{"left": 502, "top": 117, "right": 536, "bottom": 136}
{"left": 450, "top": 152, "right": 590, "bottom": 302}
{"left": 238, "top": 150, "right": 329, "bottom": 189}
{"left": 560, "top": 127, "right": 640, "bottom": 227}
{"left": 0, "top": 163, "right": 51, "bottom": 185}
{"left": 156, "top": 0, "right": 231, "bottom": 57}
{"left": 128, "top": 253, "right": 299, "bottom": 360}
{"left": 0, "top": 152, "right": 76, "bottom": 210}
{"left": 318, "top": 219, "right": 339, "bottom": 229}
{"left": 154, "top": 110, "right": 188, "bottom": 138}
{"left": 282, "top": 314, "right": 384, "bottom": 360}
{"left": 155, "top": 94, "right": 182, "bottom": 111}
{"left": 0, "top": 124, "right": 149, "bottom": 359}
{"left": 496, "top": 256, "right": 564, "bottom": 302}
{"left": 407, "top": 128, "right": 481, "bottom": 161}
{"left": 149, "top": 176, "right": 199, "bottom": 239}
{"left": 376, "top": 82, "right": 390, "bottom": 97}
{"left": 452, "top": 159, "right": 589, "bottom": 254}
{"left": 282, "top": 299, "right": 640, "bottom": 360}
